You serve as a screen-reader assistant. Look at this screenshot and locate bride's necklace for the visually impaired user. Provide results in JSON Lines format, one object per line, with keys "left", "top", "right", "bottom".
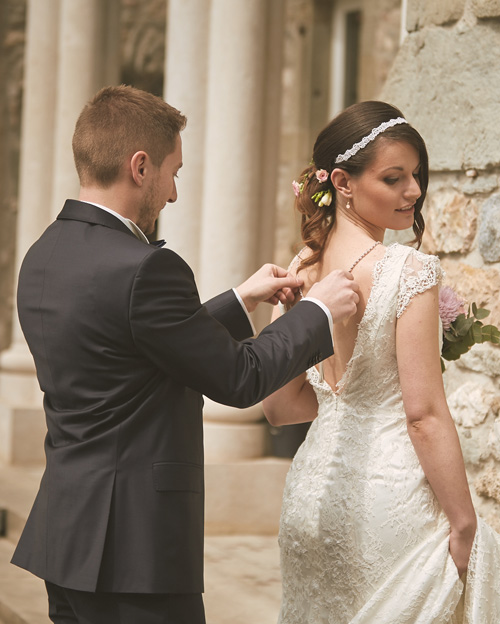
{"left": 348, "top": 240, "right": 381, "bottom": 272}
{"left": 297, "top": 240, "right": 381, "bottom": 299}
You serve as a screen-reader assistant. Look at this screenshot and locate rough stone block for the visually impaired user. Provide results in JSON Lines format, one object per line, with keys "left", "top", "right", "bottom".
{"left": 456, "top": 343, "right": 500, "bottom": 377}
{"left": 424, "top": 190, "right": 477, "bottom": 254}
{"left": 406, "top": 0, "right": 465, "bottom": 31}
{"left": 475, "top": 465, "right": 500, "bottom": 504}
{"left": 447, "top": 381, "right": 498, "bottom": 428}
{"left": 472, "top": 0, "right": 500, "bottom": 18}
{"left": 382, "top": 24, "right": 500, "bottom": 170}
{"left": 461, "top": 171, "right": 498, "bottom": 195}
{"left": 489, "top": 417, "right": 500, "bottom": 461}
{"left": 479, "top": 193, "right": 500, "bottom": 262}
{"left": 456, "top": 420, "right": 491, "bottom": 466}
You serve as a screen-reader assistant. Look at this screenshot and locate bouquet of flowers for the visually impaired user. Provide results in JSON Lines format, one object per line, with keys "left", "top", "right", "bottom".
{"left": 439, "top": 286, "right": 500, "bottom": 371}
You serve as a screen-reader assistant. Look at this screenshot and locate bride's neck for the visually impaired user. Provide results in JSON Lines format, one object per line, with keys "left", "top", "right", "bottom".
{"left": 328, "top": 211, "right": 384, "bottom": 248}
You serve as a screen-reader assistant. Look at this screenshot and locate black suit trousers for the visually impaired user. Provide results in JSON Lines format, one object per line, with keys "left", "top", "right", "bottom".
{"left": 45, "top": 581, "right": 206, "bottom": 624}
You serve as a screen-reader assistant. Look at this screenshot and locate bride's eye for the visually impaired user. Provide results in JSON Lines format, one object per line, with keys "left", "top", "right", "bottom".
{"left": 384, "top": 177, "right": 398, "bottom": 185}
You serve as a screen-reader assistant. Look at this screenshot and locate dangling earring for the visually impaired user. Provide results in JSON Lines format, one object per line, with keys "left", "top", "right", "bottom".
{"left": 346, "top": 199, "right": 351, "bottom": 210}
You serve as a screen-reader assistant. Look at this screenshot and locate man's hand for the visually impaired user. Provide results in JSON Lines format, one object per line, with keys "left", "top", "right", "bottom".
{"left": 236, "top": 264, "right": 304, "bottom": 313}
{"left": 308, "top": 270, "right": 359, "bottom": 324}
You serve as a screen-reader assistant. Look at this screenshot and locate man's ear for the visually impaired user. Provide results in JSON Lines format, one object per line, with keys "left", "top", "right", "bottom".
{"left": 331, "top": 168, "right": 353, "bottom": 201}
{"left": 130, "top": 151, "right": 149, "bottom": 187}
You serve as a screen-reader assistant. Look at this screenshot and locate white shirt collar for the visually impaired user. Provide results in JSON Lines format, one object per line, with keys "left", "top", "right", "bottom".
{"left": 79, "top": 200, "right": 150, "bottom": 244}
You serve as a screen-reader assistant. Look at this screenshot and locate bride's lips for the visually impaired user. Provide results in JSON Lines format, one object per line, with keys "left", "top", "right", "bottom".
{"left": 396, "top": 205, "right": 415, "bottom": 213}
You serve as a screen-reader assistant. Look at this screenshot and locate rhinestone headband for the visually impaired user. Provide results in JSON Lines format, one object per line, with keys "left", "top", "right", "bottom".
{"left": 334, "top": 117, "right": 408, "bottom": 164}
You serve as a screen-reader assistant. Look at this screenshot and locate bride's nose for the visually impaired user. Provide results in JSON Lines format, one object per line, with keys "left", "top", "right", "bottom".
{"left": 405, "top": 176, "right": 421, "bottom": 202}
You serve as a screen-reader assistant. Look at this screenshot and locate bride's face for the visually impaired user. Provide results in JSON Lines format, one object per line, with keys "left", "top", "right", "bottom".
{"left": 348, "top": 139, "right": 421, "bottom": 232}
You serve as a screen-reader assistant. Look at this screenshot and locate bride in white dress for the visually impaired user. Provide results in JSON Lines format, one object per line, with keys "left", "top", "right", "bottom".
{"left": 263, "top": 101, "right": 500, "bottom": 623}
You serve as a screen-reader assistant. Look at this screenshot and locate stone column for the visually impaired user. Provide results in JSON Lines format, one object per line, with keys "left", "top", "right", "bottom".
{"left": 51, "top": 0, "right": 120, "bottom": 217}
{"left": 0, "top": 0, "right": 60, "bottom": 464}
{"left": 197, "top": 0, "right": 285, "bottom": 469}
{"left": 199, "top": 0, "right": 270, "bottom": 301}
{"left": 159, "top": 0, "right": 210, "bottom": 275}
{"left": 160, "top": 0, "right": 288, "bottom": 532}
{"left": 0, "top": 0, "right": 120, "bottom": 464}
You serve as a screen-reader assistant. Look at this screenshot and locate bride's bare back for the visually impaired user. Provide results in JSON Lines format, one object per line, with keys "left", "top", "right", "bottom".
{"left": 295, "top": 235, "right": 387, "bottom": 392}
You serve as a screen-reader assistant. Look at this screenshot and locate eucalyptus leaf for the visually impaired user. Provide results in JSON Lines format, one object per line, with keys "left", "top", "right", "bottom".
{"left": 454, "top": 316, "right": 475, "bottom": 335}
{"left": 472, "top": 323, "right": 484, "bottom": 343}
{"left": 481, "top": 325, "right": 500, "bottom": 344}
{"left": 474, "top": 308, "right": 490, "bottom": 320}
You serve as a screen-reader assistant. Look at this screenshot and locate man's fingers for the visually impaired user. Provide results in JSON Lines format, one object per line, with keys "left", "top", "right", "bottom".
{"left": 273, "top": 275, "right": 303, "bottom": 290}
{"left": 269, "top": 264, "right": 289, "bottom": 278}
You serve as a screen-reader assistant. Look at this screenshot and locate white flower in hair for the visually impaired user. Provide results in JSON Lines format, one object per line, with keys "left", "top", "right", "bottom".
{"left": 318, "top": 191, "right": 332, "bottom": 207}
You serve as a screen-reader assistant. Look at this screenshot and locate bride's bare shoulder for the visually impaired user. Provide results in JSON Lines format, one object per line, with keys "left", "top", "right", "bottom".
{"left": 287, "top": 247, "right": 321, "bottom": 294}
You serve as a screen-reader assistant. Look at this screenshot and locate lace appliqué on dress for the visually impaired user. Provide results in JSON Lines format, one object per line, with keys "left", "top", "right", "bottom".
{"left": 396, "top": 249, "right": 443, "bottom": 318}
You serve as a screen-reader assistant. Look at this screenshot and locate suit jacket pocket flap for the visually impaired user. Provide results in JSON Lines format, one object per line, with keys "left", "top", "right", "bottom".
{"left": 152, "top": 462, "right": 203, "bottom": 493}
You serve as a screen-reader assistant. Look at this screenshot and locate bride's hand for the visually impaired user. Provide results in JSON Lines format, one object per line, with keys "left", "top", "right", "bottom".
{"left": 449, "top": 521, "right": 476, "bottom": 578}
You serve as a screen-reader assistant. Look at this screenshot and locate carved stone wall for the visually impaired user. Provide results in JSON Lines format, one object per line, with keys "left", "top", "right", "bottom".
{"left": 383, "top": 0, "right": 500, "bottom": 530}
{"left": 120, "top": 0, "right": 166, "bottom": 95}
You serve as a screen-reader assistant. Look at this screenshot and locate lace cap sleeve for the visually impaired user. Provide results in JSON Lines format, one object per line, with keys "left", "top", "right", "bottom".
{"left": 396, "top": 249, "right": 443, "bottom": 318}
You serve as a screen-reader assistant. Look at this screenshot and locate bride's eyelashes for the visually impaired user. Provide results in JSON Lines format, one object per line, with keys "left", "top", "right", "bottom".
{"left": 383, "top": 172, "right": 420, "bottom": 186}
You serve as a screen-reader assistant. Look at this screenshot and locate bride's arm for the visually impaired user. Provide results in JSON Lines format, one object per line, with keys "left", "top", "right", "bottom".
{"left": 262, "top": 305, "right": 319, "bottom": 426}
{"left": 396, "top": 284, "right": 476, "bottom": 577}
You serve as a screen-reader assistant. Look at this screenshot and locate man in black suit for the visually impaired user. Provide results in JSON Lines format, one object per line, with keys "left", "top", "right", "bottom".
{"left": 12, "top": 86, "right": 359, "bottom": 623}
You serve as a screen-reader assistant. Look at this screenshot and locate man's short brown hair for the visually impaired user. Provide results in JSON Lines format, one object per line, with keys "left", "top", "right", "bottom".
{"left": 72, "top": 85, "right": 187, "bottom": 187}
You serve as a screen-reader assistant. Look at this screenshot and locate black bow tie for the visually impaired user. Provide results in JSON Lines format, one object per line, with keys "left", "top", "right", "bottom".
{"left": 150, "top": 239, "right": 166, "bottom": 248}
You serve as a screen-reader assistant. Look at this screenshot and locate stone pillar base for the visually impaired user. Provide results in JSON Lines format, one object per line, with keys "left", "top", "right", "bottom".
{"left": 203, "top": 397, "right": 269, "bottom": 463}
{"left": 0, "top": 402, "right": 45, "bottom": 465}
{"left": 205, "top": 458, "right": 290, "bottom": 534}
{"left": 0, "top": 348, "right": 46, "bottom": 465}
{"left": 203, "top": 421, "right": 268, "bottom": 463}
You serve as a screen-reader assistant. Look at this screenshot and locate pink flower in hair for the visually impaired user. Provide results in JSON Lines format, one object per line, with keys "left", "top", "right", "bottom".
{"left": 439, "top": 286, "right": 465, "bottom": 331}
{"left": 315, "top": 169, "right": 329, "bottom": 183}
{"left": 292, "top": 180, "right": 303, "bottom": 197}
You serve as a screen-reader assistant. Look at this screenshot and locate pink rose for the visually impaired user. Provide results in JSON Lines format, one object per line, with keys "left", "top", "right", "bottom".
{"left": 315, "top": 169, "right": 329, "bottom": 183}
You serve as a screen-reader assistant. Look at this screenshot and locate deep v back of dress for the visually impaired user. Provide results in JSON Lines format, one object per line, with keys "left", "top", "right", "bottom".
{"left": 278, "top": 243, "right": 500, "bottom": 624}
{"left": 290, "top": 241, "right": 383, "bottom": 394}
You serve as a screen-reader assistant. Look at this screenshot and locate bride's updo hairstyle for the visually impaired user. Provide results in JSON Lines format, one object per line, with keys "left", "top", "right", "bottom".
{"left": 295, "top": 100, "right": 428, "bottom": 269}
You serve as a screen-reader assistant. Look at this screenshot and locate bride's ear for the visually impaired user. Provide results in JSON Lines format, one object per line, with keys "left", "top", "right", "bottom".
{"left": 331, "top": 168, "right": 352, "bottom": 202}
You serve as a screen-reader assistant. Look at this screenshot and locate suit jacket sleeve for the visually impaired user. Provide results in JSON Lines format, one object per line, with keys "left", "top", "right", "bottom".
{"left": 130, "top": 248, "right": 332, "bottom": 408}
{"left": 203, "top": 290, "right": 254, "bottom": 341}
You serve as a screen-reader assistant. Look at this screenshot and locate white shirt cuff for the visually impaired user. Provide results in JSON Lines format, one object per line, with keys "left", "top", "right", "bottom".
{"left": 302, "top": 297, "right": 334, "bottom": 342}
{"left": 232, "top": 288, "right": 257, "bottom": 336}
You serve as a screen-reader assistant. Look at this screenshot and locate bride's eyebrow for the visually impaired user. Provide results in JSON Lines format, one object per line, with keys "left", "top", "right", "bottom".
{"left": 381, "top": 164, "right": 420, "bottom": 174}
{"left": 381, "top": 166, "right": 404, "bottom": 173}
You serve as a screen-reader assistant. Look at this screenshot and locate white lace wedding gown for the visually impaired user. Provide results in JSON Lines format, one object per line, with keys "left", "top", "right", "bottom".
{"left": 278, "top": 243, "right": 500, "bottom": 624}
